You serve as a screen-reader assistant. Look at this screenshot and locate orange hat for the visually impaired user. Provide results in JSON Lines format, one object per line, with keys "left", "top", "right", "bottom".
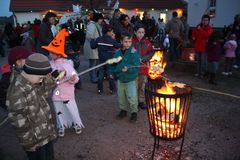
{"left": 42, "top": 28, "right": 69, "bottom": 58}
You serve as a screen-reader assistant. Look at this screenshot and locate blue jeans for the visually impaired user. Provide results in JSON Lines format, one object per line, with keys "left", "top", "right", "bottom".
{"left": 89, "top": 59, "right": 99, "bottom": 82}
{"left": 196, "top": 52, "right": 207, "bottom": 75}
{"left": 169, "top": 38, "right": 180, "bottom": 61}
{"left": 208, "top": 61, "right": 219, "bottom": 74}
{"left": 98, "top": 65, "right": 115, "bottom": 91}
{"left": 117, "top": 80, "right": 138, "bottom": 113}
{"left": 26, "top": 141, "right": 54, "bottom": 160}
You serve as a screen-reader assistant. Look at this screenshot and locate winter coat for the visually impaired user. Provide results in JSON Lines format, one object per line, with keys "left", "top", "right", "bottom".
{"left": 115, "top": 23, "right": 134, "bottom": 42}
{"left": 166, "top": 17, "right": 184, "bottom": 39}
{"left": 0, "top": 72, "right": 11, "bottom": 109}
{"left": 84, "top": 21, "right": 102, "bottom": 59}
{"left": 142, "top": 18, "right": 157, "bottom": 38}
{"left": 206, "top": 40, "right": 222, "bottom": 62}
{"left": 109, "top": 16, "right": 120, "bottom": 33}
{"left": 224, "top": 40, "right": 238, "bottom": 58}
{"left": 110, "top": 46, "right": 140, "bottom": 83}
{"left": 37, "top": 22, "right": 54, "bottom": 55}
{"left": 192, "top": 24, "right": 213, "bottom": 52}
{"left": 0, "top": 68, "right": 21, "bottom": 109}
{"left": 90, "top": 34, "right": 121, "bottom": 63}
{"left": 6, "top": 74, "right": 57, "bottom": 151}
{"left": 132, "top": 37, "right": 153, "bottom": 75}
{"left": 50, "top": 58, "right": 79, "bottom": 101}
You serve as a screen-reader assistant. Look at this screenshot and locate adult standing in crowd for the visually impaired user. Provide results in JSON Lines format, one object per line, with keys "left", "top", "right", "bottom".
{"left": 232, "top": 14, "right": 240, "bottom": 69}
{"left": 180, "top": 13, "right": 190, "bottom": 45}
{"left": 192, "top": 14, "right": 213, "bottom": 77}
{"left": 32, "top": 19, "right": 41, "bottom": 48}
{"left": 115, "top": 14, "right": 133, "bottom": 41}
{"left": 142, "top": 11, "right": 157, "bottom": 41}
{"left": 37, "top": 12, "right": 56, "bottom": 56}
{"left": 157, "top": 18, "right": 166, "bottom": 44}
{"left": 165, "top": 11, "right": 184, "bottom": 61}
{"left": 4, "top": 23, "right": 18, "bottom": 48}
{"left": 0, "top": 29, "right": 5, "bottom": 57}
{"left": 110, "top": 9, "right": 121, "bottom": 34}
{"left": 84, "top": 13, "right": 103, "bottom": 83}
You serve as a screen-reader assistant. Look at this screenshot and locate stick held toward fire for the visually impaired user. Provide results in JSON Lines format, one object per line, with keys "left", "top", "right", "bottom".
{"left": 76, "top": 56, "right": 122, "bottom": 77}
{"left": 56, "top": 56, "right": 122, "bottom": 84}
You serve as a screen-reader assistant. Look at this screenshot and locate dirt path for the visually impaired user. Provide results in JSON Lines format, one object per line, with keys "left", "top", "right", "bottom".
{"left": 54, "top": 58, "right": 240, "bottom": 160}
{"left": 1, "top": 55, "right": 239, "bottom": 160}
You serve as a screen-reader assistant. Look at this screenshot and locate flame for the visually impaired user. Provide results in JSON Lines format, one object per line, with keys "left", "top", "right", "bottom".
{"left": 149, "top": 81, "right": 184, "bottom": 138}
{"left": 157, "top": 80, "right": 176, "bottom": 95}
{"left": 148, "top": 50, "right": 166, "bottom": 79}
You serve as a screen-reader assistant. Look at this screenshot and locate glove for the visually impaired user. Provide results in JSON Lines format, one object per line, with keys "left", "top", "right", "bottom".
{"left": 51, "top": 70, "right": 66, "bottom": 82}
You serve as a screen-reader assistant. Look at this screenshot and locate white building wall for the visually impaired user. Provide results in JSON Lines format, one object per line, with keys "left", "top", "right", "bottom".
{"left": 15, "top": 12, "right": 42, "bottom": 25}
{"left": 187, "top": 0, "right": 208, "bottom": 27}
{"left": 211, "top": 0, "right": 240, "bottom": 27}
{"left": 188, "top": 0, "right": 240, "bottom": 28}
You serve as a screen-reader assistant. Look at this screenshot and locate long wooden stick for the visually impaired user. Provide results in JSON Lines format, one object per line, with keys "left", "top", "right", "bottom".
{"left": 77, "top": 62, "right": 107, "bottom": 76}
{"left": 77, "top": 56, "right": 122, "bottom": 76}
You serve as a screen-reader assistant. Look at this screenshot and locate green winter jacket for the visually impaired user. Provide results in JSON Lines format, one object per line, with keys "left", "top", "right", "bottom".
{"left": 110, "top": 46, "right": 140, "bottom": 83}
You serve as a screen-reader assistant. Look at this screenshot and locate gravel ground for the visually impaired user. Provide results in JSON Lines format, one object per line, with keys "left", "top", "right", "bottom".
{"left": 0, "top": 54, "right": 240, "bottom": 160}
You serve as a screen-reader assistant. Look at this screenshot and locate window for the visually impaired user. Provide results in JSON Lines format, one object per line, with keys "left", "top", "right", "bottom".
{"left": 209, "top": 0, "right": 216, "bottom": 7}
{"left": 209, "top": 0, "right": 216, "bottom": 17}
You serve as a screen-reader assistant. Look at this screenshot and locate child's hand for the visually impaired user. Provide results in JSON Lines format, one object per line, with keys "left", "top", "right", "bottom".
{"left": 69, "top": 74, "right": 77, "bottom": 82}
{"left": 122, "top": 66, "right": 128, "bottom": 72}
{"left": 56, "top": 71, "right": 66, "bottom": 81}
{"left": 51, "top": 70, "right": 66, "bottom": 81}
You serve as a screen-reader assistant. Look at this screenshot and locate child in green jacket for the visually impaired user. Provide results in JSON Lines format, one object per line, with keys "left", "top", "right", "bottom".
{"left": 110, "top": 32, "right": 140, "bottom": 122}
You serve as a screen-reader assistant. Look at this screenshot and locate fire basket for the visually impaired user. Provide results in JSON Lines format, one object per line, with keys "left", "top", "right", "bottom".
{"left": 145, "top": 79, "right": 192, "bottom": 160}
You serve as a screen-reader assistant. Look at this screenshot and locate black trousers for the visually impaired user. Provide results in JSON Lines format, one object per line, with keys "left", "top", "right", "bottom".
{"left": 26, "top": 141, "right": 54, "bottom": 160}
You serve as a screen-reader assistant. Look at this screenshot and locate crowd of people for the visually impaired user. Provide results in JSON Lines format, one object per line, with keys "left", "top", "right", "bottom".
{"left": 0, "top": 8, "right": 240, "bottom": 160}
{"left": 192, "top": 14, "right": 240, "bottom": 84}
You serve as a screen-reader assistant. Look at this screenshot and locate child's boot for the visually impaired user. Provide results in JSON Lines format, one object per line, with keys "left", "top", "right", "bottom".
{"left": 58, "top": 126, "right": 65, "bottom": 137}
{"left": 74, "top": 124, "right": 82, "bottom": 135}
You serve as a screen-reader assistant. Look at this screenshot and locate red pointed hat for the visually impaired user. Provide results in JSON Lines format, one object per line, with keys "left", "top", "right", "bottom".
{"left": 42, "top": 28, "right": 69, "bottom": 58}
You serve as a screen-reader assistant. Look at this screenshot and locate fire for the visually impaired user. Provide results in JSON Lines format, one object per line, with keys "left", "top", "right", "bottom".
{"left": 149, "top": 81, "right": 183, "bottom": 138}
{"left": 157, "top": 80, "right": 176, "bottom": 95}
{"left": 148, "top": 50, "right": 166, "bottom": 79}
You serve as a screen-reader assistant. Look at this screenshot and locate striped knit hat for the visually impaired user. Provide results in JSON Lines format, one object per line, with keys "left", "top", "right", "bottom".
{"left": 23, "top": 53, "right": 52, "bottom": 75}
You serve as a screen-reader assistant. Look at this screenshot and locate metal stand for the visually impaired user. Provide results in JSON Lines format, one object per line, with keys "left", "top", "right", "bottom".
{"left": 151, "top": 133, "right": 186, "bottom": 160}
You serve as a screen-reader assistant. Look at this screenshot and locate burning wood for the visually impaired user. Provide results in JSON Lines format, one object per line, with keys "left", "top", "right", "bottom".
{"left": 145, "top": 79, "right": 192, "bottom": 139}
{"left": 148, "top": 50, "right": 166, "bottom": 79}
{"left": 145, "top": 49, "right": 192, "bottom": 159}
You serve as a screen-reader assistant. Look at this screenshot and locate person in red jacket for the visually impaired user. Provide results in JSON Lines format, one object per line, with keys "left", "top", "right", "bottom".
{"left": 132, "top": 23, "right": 154, "bottom": 109}
{"left": 192, "top": 14, "right": 213, "bottom": 77}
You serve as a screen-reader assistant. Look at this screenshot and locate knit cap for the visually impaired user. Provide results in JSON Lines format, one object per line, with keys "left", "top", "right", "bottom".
{"left": 23, "top": 53, "right": 52, "bottom": 75}
{"left": 8, "top": 46, "right": 32, "bottom": 65}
